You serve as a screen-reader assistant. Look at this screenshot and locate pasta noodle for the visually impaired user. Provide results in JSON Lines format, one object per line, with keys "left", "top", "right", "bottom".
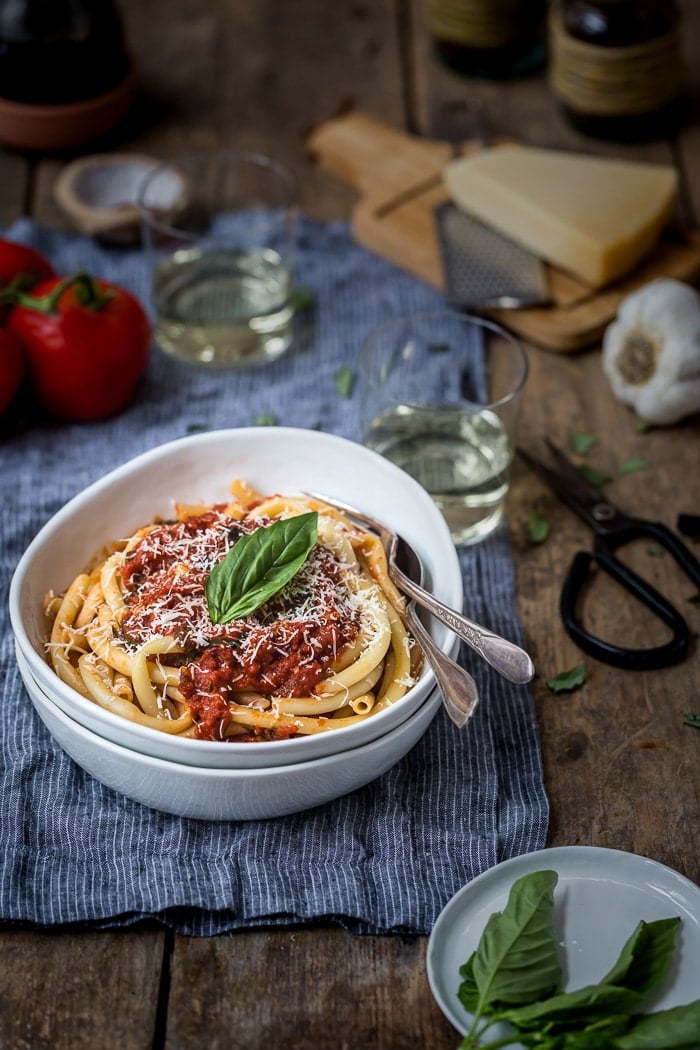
{"left": 43, "top": 484, "right": 422, "bottom": 743}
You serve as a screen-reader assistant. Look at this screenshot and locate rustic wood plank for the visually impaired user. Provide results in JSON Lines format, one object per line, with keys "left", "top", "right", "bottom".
{"left": 0, "top": 929, "right": 165, "bottom": 1049}
{"left": 165, "top": 928, "right": 458, "bottom": 1049}
{"left": 0, "top": 152, "right": 32, "bottom": 227}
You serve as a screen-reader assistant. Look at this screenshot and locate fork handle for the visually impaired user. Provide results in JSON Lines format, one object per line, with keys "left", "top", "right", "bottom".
{"left": 405, "top": 603, "right": 479, "bottom": 728}
{"left": 393, "top": 568, "right": 535, "bottom": 684}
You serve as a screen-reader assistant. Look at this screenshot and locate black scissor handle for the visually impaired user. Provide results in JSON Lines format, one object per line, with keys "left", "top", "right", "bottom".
{"left": 560, "top": 549, "right": 691, "bottom": 671}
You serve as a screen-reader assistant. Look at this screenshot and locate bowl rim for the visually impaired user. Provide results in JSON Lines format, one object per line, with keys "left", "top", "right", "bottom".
{"left": 10, "top": 427, "right": 462, "bottom": 762}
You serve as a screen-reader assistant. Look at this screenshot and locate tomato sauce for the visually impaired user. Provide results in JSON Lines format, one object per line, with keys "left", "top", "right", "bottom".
{"left": 117, "top": 511, "right": 362, "bottom": 741}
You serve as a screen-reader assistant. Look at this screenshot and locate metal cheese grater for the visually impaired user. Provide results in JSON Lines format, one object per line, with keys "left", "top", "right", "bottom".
{"left": 433, "top": 98, "right": 550, "bottom": 310}
{"left": 435, "top": 200, "right": 550, "bottom": 310}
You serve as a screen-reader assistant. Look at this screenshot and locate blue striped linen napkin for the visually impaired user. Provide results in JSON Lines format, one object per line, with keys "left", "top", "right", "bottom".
{"left": 0, "top": 216, "right": 548, "bottom": 934}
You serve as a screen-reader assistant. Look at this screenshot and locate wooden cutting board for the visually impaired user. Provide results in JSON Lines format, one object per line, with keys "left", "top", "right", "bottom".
{"left": 306, "top": 111, "right": 700, "bottom": 352}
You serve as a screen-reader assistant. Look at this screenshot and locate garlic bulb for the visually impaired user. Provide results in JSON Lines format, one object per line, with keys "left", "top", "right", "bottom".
{"left": 602, "top": 278, "right": 700, "bottom": 425}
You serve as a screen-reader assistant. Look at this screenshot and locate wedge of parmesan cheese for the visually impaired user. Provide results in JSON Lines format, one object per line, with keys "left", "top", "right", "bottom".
{"left": 443, "top": 145, "right": 678, "bottom": 288}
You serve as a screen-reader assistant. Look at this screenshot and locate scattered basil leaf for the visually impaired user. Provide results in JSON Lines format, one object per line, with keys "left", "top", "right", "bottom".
{"left": 647, "top": 545, "right": 664, "bottom": 558}
{"left": 615, "top": 1000, "right": 700, "bottom": 1049}
{"left": 527, "top": 511, "right": 550, "bottom": 546}
{"left": 205, "top": 512, "right": 318, "bottom": 624}
{"left": 334, "top": 366, "right": 355, "bottom": 398}
{"left": 618, "top": 457, "right": 648, "bottom": 475}
{"left": 290, "top": 285, "right": 315, "bottom": 311}
{"left": 253, "top": 412, "right": 278, "bottom": 426}
{"left": 547, "top": 664, "right": 587, "bottom": 693}
{"left": 501, "top": 983, "right": 644, "bottom": 1030}
{"left": 469, "top": 869, "right": 561, "bottom": 1012}
{"left": 683, "top": 713, "right": 700, "bottom": 729}
{"left": 457, "top": 954, "right": 481, "bottom": 1014}
{"left": 636, "top": 420, "right": 655, "bottom": 434}
{"left": 569, "top": 431, "right": 597, "bottom": 456}
{"left": 578, "top": 464, "right": 612, "bottom": 487}
{"left": 600, "top": 918, "right": 680, "bottom": 997}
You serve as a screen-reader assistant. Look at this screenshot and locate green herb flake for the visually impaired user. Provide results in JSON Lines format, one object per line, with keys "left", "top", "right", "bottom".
{"left": 253, "top": 413, "right": 278, "bottom": 426}
{"left": 290, "top": 285, "right": 315, "bottom": 311}
{"left": 334, "top": 366, "right": 355, "bottom": 398}
{"left": 647, "top": 545, "right": 664, "bottom": 558}
{"left": 527, "top": 511, "right": 550, "bottom": 546}
{"left": 205, "top": 512, "right": 318, "bottom": 624}
{"left": 578, "top": 464, "right": 612, "bottom": 488}
{"left": 547, "top": 663, "right": 587, "bottom": 693}
{"left": 683, "top": 713, "right": 700, "bottom": 729}
{"left": 569, "top": 430, "right": 597, "bottom": 455}
{"left": 618, "top": 457, "right": 648, "bottom": 475}
{"left": 637, "top": 419, "right": 656, "bottom": 433}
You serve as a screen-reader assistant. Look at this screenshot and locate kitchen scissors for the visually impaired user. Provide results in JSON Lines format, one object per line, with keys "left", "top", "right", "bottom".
{"left": 519, "top": 440, "right": 700, "bottom": 670}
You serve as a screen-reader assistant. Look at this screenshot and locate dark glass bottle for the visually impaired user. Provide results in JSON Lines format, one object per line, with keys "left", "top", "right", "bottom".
{"left": 0, "top": 0, "right": 130, "bottom": 106}
{"left": 549, "top": 0, "right": 684, "bottom": 141}
{"left": 425, "top": 0, "right": 548, "bottom": 80}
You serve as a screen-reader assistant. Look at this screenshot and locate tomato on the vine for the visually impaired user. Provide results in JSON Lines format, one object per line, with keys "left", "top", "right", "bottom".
{"left": 0, "top": 237, "right": 55, "bottom": 290}
{"left": 0, "top": 326, "right": 25, "bottom": 414}
{"left": 8, "top": 272, "right": 151, "bottom": 421}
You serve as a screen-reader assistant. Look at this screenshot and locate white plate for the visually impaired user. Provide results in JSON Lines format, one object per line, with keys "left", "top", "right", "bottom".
{"left": 426, "top": 845, "right": 700, "bottom": 1039}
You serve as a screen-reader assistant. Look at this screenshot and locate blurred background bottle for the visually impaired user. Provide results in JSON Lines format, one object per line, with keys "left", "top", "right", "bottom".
{"left": 0, "top": 0, "right": 131, "bottom": 105}
{"left": 425, "top": 0, "right": 548, "bottom": 79}
{"left": 0, "top": 0, "right": 134, "bottom": 149}
{"left": 549, "top": 0, "right": 684, "bottom": 141}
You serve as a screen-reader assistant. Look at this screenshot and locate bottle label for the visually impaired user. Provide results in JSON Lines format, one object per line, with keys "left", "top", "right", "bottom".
{"left": 549, "top": 11, "right": 683, "bottom": 116}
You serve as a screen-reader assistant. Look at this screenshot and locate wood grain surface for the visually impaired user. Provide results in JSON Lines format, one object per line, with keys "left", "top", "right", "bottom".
{"left": 1, "top": 1, "right": 698, "bottom": 1047}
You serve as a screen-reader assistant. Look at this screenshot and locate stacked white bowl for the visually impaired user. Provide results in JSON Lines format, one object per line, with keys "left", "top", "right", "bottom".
{"left": 9, "top": 428, "right": 463, "bottom": 821}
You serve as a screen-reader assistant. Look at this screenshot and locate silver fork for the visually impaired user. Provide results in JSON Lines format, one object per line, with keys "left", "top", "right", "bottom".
{"left": 308, "top": 491, "right": 535, "bottom": 685}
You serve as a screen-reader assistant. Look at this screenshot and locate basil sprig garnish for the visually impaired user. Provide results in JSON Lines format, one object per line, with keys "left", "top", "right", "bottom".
{"left": 205, "top": 511, "right": 318, "bottom": 624}
{"left": 457, "top": 869, "right": 700, "bottom": 1049}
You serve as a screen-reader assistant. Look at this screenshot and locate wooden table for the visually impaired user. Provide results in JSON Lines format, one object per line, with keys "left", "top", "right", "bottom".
{"left": 1, "top": 3, "right": 698, "bottom": 1047}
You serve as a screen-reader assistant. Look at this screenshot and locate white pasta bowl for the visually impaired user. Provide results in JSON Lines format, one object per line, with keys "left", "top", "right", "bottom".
{"left": 10, "top": 427, "right": 462, "bottom": 770}
{"left": 18, "top": 639, "right": 442, "bottom": 820}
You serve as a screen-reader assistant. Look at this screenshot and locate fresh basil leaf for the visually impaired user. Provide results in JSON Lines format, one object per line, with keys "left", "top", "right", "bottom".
{"left": 527, "top": 511, "right": 550, "bottom": 546}
{"left": 471, "top": 870, "right": 561, "bottom": 1012}
{"left": 457, "top": 954, "right": 481, "bottom": 1014}
{"left": 617, "top": 457, "right": 647, "bottom": 476}
{"left": 683, "top": 713, "right": 700, "bottom": 729}
{"left": 636, "top": 420, "right": 655, "bottom": 434}
{"left": 547, "top": 664, "right": 587, "bottom": 693}
{"left": 205, "top": 512, "right": 318, "bottom": 624}
{"left": 290, "top": 285, "right": 314, "bottom": 311}
{"left": 569, "top": 431, "right": 597, "bottom": 456}
{"left": 502, "top": 984, "right": 643, "bottom": 1031}
{"left": 253, "top": 412, "right": 278, "bottom": 426}
{"left": 614, "top": 1000, "right": 700, "bottom": 1049}
{"left": 578, "top": 464, "right": 612, "bottom": 488}
{"left": 599, "top": 918, "right": 680, "bottom": 997}
{"left": 334, "top": 366, "right": 355, "bottom": 398}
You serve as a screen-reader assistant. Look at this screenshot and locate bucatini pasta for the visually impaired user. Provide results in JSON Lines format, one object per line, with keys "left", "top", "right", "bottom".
{"left": 43, "top": 483, "right": 422, "bottom": 743}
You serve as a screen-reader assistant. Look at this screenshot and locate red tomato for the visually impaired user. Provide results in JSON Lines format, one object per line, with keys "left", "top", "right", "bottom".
{"left": 8, "top": 273, "right": 151, "bottom": 421}
{"left": 0, "top": 238, "right": 54, "bottom": 290}
{"left": 0, "top": 326, "right": 25, "bottom": 414}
